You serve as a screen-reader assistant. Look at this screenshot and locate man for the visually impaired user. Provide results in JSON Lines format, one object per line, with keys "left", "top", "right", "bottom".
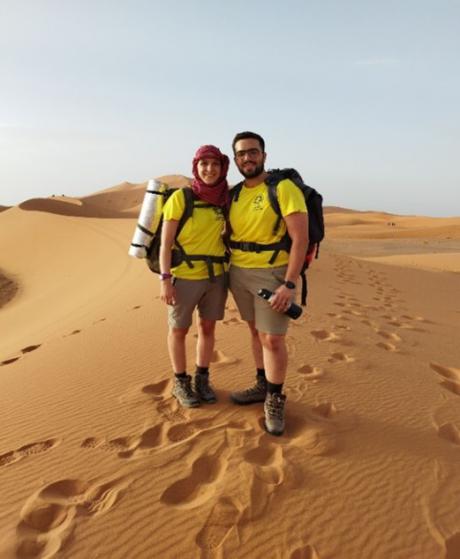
{"left": 228, "top": 131, "right": 308, "bottom": 436}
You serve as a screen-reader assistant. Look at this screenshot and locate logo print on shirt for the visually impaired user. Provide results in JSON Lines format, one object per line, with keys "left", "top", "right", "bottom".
{"left": 253, "top": 194, "right": 264, "bottom": 211}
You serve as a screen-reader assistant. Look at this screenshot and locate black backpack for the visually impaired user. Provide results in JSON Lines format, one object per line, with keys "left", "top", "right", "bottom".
{"left": 229, "top": 168, "right": 324, "bottom": 305}
{"left": 147, "top": 187, "right": 227, "bottom": 281}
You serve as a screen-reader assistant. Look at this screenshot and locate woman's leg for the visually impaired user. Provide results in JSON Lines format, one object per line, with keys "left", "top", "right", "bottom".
{"left": 196, "top": 318, "right": 216, "bottom": 367}
{"left": 169, "top": 326, "right": 200, "bottom": 408}
{"left": 194, "top": 318, "right": 218, "bottom": 403}
{"left": 167, "top": 327, "right": 189, "bottom": 373}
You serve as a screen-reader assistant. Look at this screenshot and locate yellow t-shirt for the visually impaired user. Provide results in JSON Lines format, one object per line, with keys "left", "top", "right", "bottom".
{"left": 229, "top": 178, "right": 307, "bottom": 268}
{"left": 162, "top": 189, "right": 227, "bottom": 280}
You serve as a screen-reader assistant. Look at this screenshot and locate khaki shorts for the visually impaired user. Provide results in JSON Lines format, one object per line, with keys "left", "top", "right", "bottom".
{"left": 229, "top": 265, "right": 293, "bottom": 335}
{"left": 168, "top": 274, "right": 228, "bottom": 329}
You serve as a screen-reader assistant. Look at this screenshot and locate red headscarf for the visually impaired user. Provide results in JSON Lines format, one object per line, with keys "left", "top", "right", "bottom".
{"left": 191, "top": 145, "right": 229, "bottom": 207}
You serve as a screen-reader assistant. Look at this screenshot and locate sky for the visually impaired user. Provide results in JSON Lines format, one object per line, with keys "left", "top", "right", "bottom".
{"left": 1, "top": 0, "right": 459, "bottom": 216}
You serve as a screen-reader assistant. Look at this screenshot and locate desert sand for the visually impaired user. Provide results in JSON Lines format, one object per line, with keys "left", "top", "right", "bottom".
{"left": 0, "top": 180, "right": 459, "bottom": 559}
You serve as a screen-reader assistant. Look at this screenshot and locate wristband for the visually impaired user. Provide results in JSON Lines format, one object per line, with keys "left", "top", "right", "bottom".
{"left": 160, "top": 273, "right": 173, "bottom": 281}
{"left": 283, "top": 280, "right": 296, "bottom": 289}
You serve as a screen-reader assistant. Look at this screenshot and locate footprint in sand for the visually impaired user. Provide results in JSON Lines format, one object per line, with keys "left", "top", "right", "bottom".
{"left": 244, "top": 442, "right": 284, "bottom": 485}
{"left": 376, "top": 330, "right": 401, "bottom": 342}
{"left": 195, "top": 496, "right": 242, "bottom": 552}
{"left": 82, "top": 423, "right": 166, "bottom": 459}
{"left": 290, "top": 544, "right": 320, "bottom": 559}
{"left": 0, "top": 356, "right": 21, "bottom": 366}
{"left": 430, "top": 362, "right": 460, "bottom": 396}
{"left": 445, "top": 532, "right": 460, "bottom": 559}
{"left": 297, "top": 364, "right": 323, "bottom": 380}
{"left": 142, "top": 379, "right": 171, "bottom": 400}
{"left": 376, "top": 342, "right": 397, "bottom": 352}
{"left": 93, "top": 317, "right": 106, "bottom": 324}
{"left": 64, "top": 330, "right": 81, "bottom": 337}
{"left": 1, "top": 345, "right": 42, "bottom": 366}
{"left": 0, "top": 438, "right": 60, "bottom": 468}
{"left": 119, "top": 424, "right": 166, "bottom": 458}
{"left": 132, "top": 305, "right": 142, "bottom": 310}
{"left": 312, "top": 402, "right": 337, "bottom": 419}
{"left": 160, "top": 446, "right": 229, "bottom": 509}
{"left": 328, "top": 352, "right": 354, "bottom": 363}
{"left": 210, "top": 350, "right": 240, "bottom": 367}
{"left": 156, "top": 397, "right": 189, "bottom": 423}
{"left": 16, "top": 476, "right": 132, "bottom": 558}
{"left": 21, "top": 344, "right": 41, "bottom": 354}
{"left": 437, "top": 423, "right": 460, "bottom": 446}
{"left": 310, "top": 330, "right": 339, "bottom": 342}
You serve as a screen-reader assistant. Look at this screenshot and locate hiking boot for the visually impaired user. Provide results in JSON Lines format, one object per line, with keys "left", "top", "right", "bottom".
{"left": 172, "top": 375, "right": 201, "bottom": 408}
{"left": 194, "top": 374, "right": 217, "bottom": 404}
{"left": 264, "top": 392, "right": 286, "bottom": 436}
{"left": 230, "top": 376, "right": 267, "bottom": 405}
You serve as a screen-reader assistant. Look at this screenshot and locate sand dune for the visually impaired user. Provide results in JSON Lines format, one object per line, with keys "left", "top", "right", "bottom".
{"left": 1, "top": 182, "right": 460, "bottom": 559}
{"left": 17, "top": 176, "right": 192, "bottom": 219}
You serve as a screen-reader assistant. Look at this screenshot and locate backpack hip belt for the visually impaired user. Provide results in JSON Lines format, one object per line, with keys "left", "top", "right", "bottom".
{"left": 177, "top": 251, "right": 228, "bottom": 282}
{"left": 229, "top": 240, "right": 289, "bottom": 253}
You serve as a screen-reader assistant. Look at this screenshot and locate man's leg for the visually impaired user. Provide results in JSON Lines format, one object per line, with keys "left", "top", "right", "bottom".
{"left": 258, "top": 332, "right": 288, "bottom": 436}
{"left": 248, "top": 320, "right": 264, "bottom": 370}
{"left": 258, "top": 332, "right": 287, "bottom": 385}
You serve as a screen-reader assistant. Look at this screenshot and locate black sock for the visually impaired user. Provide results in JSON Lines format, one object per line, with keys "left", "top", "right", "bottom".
{"left": 256, "top": 368, "right": 266, "bottom": 379}
{"left": 175, "top": 372, "right": 187, "bottom": 379}
{"left": 195, "top": 366, "right": 209, "bottom": 376}
{"left": 267, "top": 381, "right": 283, "bottom": 394}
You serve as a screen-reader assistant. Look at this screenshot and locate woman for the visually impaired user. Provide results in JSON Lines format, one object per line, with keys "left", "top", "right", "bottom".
{"left": 159, "top": 145, "right": 229, "bottom": 408}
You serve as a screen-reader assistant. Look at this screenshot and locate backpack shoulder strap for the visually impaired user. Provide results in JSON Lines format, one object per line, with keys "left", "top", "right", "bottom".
{"left": 265, "top": 171, "right": 284, "bottom": 233}
{"left": 229, "top": 181, "right": 244, "bottom": 203}
{"left": 176, "top": 187, "right": 194, "bottom": 235}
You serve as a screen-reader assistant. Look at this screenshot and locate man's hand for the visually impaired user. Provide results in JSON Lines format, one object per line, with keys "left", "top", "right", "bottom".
{"left": 160, "top": 280, "right": 176, "bottom": 306}
{"left": 269, "top": 284, "right": 293, "bottom": 313}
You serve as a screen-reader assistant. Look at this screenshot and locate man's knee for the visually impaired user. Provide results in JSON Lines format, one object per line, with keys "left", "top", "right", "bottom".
{"left": 197, "top": 319, "right": 215, "bottom": 337}
{"left": 259, "top": 332, "right": 285, "bottom": 352}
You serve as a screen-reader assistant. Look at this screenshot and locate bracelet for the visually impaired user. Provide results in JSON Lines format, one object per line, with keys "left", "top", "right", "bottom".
{"left": 160, "top": 272, "right": 173, "bottom": 281}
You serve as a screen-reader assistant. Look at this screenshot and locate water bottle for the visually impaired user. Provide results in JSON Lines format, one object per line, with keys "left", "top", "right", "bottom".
{"left": 257, "top": 288, "right": 303, "bottom": 320}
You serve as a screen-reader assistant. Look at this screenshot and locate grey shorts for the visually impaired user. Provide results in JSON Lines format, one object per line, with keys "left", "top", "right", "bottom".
{"left": 229, "top": 265, "right": 293, "bottom": 335}
{"left": 168, "top": 274, "right": 228, "bottom": 329}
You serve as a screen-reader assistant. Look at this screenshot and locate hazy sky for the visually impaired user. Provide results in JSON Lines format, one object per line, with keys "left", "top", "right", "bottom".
{"left": 1, "top": 0, "right": 459, "bottom": 216}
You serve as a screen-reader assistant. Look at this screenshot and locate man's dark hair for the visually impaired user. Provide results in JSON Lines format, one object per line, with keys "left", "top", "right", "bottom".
{"left": 232, "top": 131, "right": 265, "bottom": 154}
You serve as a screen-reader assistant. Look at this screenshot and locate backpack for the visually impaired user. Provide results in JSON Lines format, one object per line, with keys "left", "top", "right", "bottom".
{"left": 146, "top": 187, "right": 227, "bottom": 281}
{"left": 229, "top": 168, "right": 324, "bottom": 305}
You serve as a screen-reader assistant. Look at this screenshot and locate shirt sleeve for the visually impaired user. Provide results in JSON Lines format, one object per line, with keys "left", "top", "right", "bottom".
{"left": 277, "top": 179, "right": 308, "bottom": 217}
{"left": 162, "top": 189, "right": 186, "bottom": 221}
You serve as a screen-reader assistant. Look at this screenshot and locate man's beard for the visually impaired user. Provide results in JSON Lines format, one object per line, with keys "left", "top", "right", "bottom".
{"left": 238, "top": 162, "right": 265, "bottom": 179}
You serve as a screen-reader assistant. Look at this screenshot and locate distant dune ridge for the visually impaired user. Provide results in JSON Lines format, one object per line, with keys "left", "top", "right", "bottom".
{"left": 0, "top": 179, "right": 460, "bottom": 559}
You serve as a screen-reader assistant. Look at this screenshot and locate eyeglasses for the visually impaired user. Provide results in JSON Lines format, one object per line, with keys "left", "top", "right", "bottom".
{"left": 235, "top": 148, "right": 261, "bottom": 159}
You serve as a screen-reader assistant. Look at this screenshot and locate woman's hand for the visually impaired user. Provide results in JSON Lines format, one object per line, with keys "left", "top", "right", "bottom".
{"left": 160, "top": 279, "right": 176, "bottom": 306}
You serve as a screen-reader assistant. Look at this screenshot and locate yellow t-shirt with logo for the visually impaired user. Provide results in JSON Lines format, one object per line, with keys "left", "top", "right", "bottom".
{"left": 229, "top": 178, "right": 307, "bottom": 268}
{"left": 162, "top": 189, "right": 227, "bottom": 280}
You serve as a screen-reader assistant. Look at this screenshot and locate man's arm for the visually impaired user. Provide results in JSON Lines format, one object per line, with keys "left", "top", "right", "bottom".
{"left": 269, "top": 211, "right": 308, "bottom": 312}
